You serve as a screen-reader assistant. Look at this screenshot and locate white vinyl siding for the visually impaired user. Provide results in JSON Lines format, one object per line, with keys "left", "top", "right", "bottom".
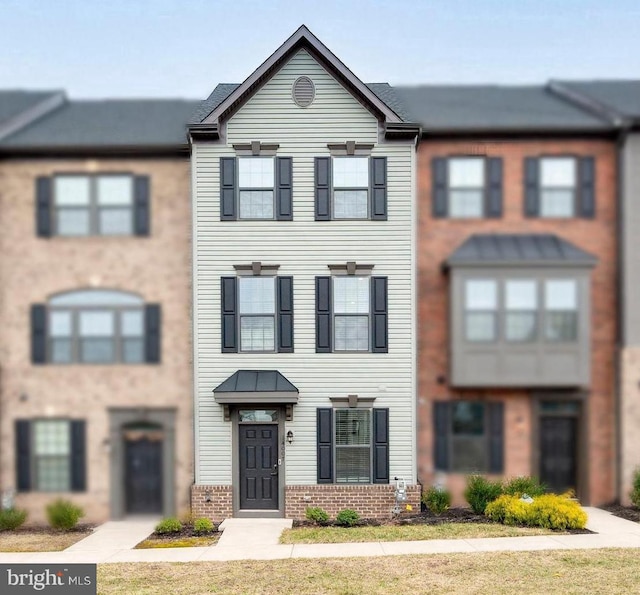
{"left": 192, "top": 49, "right": 415, "bottom": 485}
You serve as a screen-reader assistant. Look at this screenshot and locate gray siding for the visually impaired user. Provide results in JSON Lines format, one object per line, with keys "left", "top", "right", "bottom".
{"left": 192, "top": 49, "right": 416, "bottom": 486}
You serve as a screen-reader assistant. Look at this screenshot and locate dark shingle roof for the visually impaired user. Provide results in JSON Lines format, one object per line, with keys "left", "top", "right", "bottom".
{"left": 556, "top": 80, "right": 640, "bottom": 119}
{"left": 2, "top": 99, "right": 200, "bottom": 148}
{"left": 392, "top": 85, "right": 610, "bottom": 132}
{"left": 446, "top": 234, "right": 597, "bottom": 267}
{"left": 367, "top": 83, "right": 412, "bottom": 122}
{"left": 0, "top": 90, "right": 60, "bottom": 126}
{"left": 213, "top": 370, "right": 299, "bottom": 393}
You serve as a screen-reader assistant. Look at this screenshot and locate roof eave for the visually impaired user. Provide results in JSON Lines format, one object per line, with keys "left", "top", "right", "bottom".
{"left": 420, "top": 126, "right": 615, "bottom": 138}
{"left": 444, "top": 259, "right": 597, "bottom": 270}
{"left": 0, "top": 144, "right": 190, "bottom": 158}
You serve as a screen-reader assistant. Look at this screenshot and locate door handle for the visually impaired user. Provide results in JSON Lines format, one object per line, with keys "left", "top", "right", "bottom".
{"left": 270, "top": 463, "right": 278, "bottom": 476}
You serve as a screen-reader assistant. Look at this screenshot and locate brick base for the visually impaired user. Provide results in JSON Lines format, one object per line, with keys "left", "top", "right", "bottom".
{"left": 285, "top": 484, "right": 421, "bottom": 520}
{"left": 191, "top": 485, "right": 233, "bottom": 522}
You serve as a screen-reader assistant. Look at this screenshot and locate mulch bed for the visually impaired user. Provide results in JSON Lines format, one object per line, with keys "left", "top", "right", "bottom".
{"left": 6, "top": 524, "right": 94, "bottom": 535}
{"left": 145, "top": 525, "right": 220, "bottom": 541}
{"left": 602, "top": 504, "right": 640, "bottom": 523}
{"left": 293, "top": 507, "right": 592, "bottom": 534}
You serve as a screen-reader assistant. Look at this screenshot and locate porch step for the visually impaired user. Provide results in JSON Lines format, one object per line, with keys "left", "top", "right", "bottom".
{"left": 217, "top": 518, "right": 293, "bottom": 547}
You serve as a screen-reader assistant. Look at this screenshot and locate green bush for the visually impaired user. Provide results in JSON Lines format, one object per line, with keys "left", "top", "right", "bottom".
{"left": 502, "top": 476, "right": 546, "bottom": 498}
{"left": 422, "top": 486, "right": 451, "bottom": 515}
{"left": 192, "top": 517, "right": 214, "bottom": 534}
{"left": 335, "top": 509, "right": 360, "bottom": 527}
{"left": 631, "top": 468, "right": 640, "bottom": 508}
{"left": 464, "top": 475, "right": 504, "bottom": 514}
{"left": 305, "top": 507, "right": 329, "bottom": 524}
{"left": 0, "top": 508, "right": 27, "bottom": 531}
{"left": 46, "top": 499, "right": 84, "bottom": 531}
{"left": 485, "top": 494, "right": 587, "bottom": 530}
{"left": 155, "top": 517, "right": 183, "bottom": 534}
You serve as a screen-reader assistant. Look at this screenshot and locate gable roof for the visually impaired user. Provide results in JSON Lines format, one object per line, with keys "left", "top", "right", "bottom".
{"left": 194, "top": 25, "right": 406, "bottom": 128}
{"left": 0, "top": 90, "right": 65, "bottom": 141}
{"left": 1, "top": 98, "right": 200, "bottom": 152}
{"left": 392, "top": 85, "right": 611, "bottom": 133}
{"left": 446, "top": 234, "right": 597, "bottom": 268}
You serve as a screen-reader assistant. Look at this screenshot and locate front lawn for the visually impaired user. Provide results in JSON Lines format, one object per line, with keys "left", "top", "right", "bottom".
{"left": 0, "top": 528, "right": 92, "bottom": 552}
{"left": 97, "top": 549, "right": 640, "bottom": 594}
{"left": 135, "top": 534, "right": 219, "bottom": 549}
{"left": 280, "top": 522, "right": 552, "bottom": 544}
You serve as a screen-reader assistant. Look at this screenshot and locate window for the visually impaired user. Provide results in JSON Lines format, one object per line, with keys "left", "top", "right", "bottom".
{"left": 332, "top": 157, "right": 369, "bottom": 219}
{"left": 335, "top": 409, "right": 371, "bottom": 483}
{"left": 540, "top": 158, "right": 576, "bottom": 218}
{"left": 505, "top": 280, "right": 537, "bottom": 342}
{"left": 333, "top": 276, "right": 370, "bottom": 351}
{"left": 43, "top": 289, "right": 151, "bottom": 364}
{"left": 448, "top": 158, "right": 484, "bottom": 218}
{"left": 545, "top": 280, "right": 578, "bottom": 341}
{"left": 33, "top": 420, "right": 71, "bottom": 491}
{"left": 465, "top": 280, "right": 497, "bottom": 342}
{"left": 53, "top": 175, "right": 135, "bottom": 236}
{"left": 238, "top": 277, "right": 276, "bottom": 351}
{"left": 238, "top": 157, "right": 274, "bottom": 219}
{"left": 434, "top": 401, "right": 504, "bottom": 473}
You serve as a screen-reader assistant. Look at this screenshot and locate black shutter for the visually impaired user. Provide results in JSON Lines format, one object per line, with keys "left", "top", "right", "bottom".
{"left": 221, "top": 277, "right": 238, "bottom": 353}
{"left": 15, "top": 420, "right": 31, "bottom": 492}
{"left": 432, "top": 157, "right": 448, "bottom": 217}
{"left": 524, "top": 157, "right": 540, "bottom": 217}
{"left": 434, "top": 402, "right": 450, "bottom": 471}
{"left": 317, "top": 408, "right": 333, "bottom": 483}
{"left": 372, "top": 408, "right": 390, "bottom": 483}
{"left": 220, "top": 157, "right": 237, "bottom": 220}
{"left": 70, "top": 420, "right": 86, "bottom": 492}
{"left": 485, "top": 158, "right": 503, "bottom": 218}
{"left": 145, "top": 304, "right": 161, "bottom": 363}
{"left": 370, "top": 157, "right": 387, "bottom": 220}
{"left": 36, "top": 177, "right": 52, "bottom": 237}
{"left": 371, "top": 277, "right": 388, "bottom": 353}
{"left": 488, "top": 402, "right": 504, "bottom": 474}
{"left": 276, "top": 157, "right": 293, "bottom": 221}
{"left": 315, "top": 276, "right": 332, "bottom": 353}
{"left": 31, "top": 304, "right": 47, "bottom": 364}
{"left": 277, "top": 276, "right": 294, "bottom": 353}
{"left": 578, "top": 156, "right": 596, "bottom": 218}
{"left": 134, "top": 175, "right": 151, "bottom": 236}
{"left": 315, "top": 157, "right": 331, "bottom": 221}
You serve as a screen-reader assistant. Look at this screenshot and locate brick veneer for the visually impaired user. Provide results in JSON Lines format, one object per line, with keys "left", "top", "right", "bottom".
{"left": 417, "top": 139, "right": 617, "bottom": 506}
{"left": 285, "top": 485, "right": 422, "bottom": 520}
{"left": 191, "top": 485, "right": 233, "bottom": 521}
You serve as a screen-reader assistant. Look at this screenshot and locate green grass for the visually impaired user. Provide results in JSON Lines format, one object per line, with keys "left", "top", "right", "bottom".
{"left": 280, "top": 522, "right": 552, "bottom": 544}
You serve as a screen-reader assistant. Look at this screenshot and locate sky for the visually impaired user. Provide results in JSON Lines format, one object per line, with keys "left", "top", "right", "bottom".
{"left": 1, "top": 0, "right": 639, "bottom": 100}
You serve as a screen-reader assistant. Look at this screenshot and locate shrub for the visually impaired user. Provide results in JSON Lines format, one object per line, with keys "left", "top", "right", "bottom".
{"left": 422, "top": 486, "right": 451, "bottom": 515}
{"left": 0, "top": 508, "right": 27, "bottom": 531}
{"left": 464, "top": 475, "right": 503, "bottom": 514}
{"left": 631, "top": 468, "right": 640, "bottom": 508}
{"left": 46, "top": 499, "right": 84, "bottom": 531}
{"left": 305, "top": 507, "right": 329, "bottom": 525}
{"left": 192, "top": 518, "right": 214, "bottom": 534}
{"left": 503, "top": 476, "right": 547, "bottom": 498}
{"left": 485, "top": 494, "right": 587, "bottom": 530}
{"left": 335, "top": 509, "right": 360, "bottom": 527}
{"left": 155, "top": 517, "right": 183, "bottom": 534}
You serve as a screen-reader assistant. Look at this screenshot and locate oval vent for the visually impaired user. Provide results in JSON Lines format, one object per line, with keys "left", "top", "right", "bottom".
{"left": 292, "top": 76, "right": 315, "bottom": 107}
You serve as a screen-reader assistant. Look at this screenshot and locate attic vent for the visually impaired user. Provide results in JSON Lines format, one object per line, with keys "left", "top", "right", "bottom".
{"left": 292, "top": 76, "right": 315, "bottom": 108}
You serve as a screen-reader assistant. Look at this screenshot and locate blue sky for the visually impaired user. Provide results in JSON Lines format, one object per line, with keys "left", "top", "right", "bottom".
{"left": 2, "top": 0, "right": 639, "bottom": 99}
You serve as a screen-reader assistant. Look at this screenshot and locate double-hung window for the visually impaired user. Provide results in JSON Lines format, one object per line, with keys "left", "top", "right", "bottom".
{"left": 33, "top": 420, "right": 71, "bottom": 491}
{"left": 464, "top": 280, "right": 497, "bottom": 342}
{"left": 238, "top": 277, "right": 276, "bottom": 352}
{"left": 238, "top": 157, "right": 275, "bottom": 219}
{"left": 505, "top": 280, "right": 537, "bottom": 342}
{"left": 539, "top": 158, "right": 576, "bottom": 218}
{"left": 544, "top": 280, "right": 578, "bottom": 341}
{"left": 333, "top": 276, "right": 370, "bottom": 351}
{"left": 332, "top": 157, "right": 369, "bottom": 219}
{"left": 448, "top": 158, "right": 485, "bottom": 218}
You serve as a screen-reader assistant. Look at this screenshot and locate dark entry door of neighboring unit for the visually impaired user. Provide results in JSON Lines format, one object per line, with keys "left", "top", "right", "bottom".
{"left": 539, "top": 416, "right": 578, "bottom": 495}
{"left": 125, "top": 438, "right": 163, "bottom": 514}
{"left": 239, "top": 424, "right": 278, "bottom": 510}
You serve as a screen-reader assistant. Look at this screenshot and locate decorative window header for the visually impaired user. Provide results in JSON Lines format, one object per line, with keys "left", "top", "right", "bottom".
{"left": 232, "top": 141, "right": 280, "bottom": 156}
{"left": 328, "top": 262, "right": 375, "bottom": 276}
{"left": 327, "top": 141, "right": 375, "bottom": 156}
{"left": 233, "top": 262, "right": 281, "bottom": 276}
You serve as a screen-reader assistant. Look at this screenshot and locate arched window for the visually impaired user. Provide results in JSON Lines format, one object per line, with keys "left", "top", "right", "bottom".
{"left": 33, "top": 289, "right": 160, "bottom": 365}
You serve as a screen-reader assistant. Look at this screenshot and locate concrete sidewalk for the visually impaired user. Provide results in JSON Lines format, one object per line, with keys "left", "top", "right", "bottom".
{"left": 0, "top": 507, "right": 639, "bottom": 564}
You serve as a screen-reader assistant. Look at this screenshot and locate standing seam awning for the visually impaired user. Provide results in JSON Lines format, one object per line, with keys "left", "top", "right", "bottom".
{"left": 213, "top": 370, "right": 299, "bottom": 404}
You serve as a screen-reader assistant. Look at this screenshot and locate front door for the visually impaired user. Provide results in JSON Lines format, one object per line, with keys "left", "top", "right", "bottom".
{"left": 539, "top": 415, "right": 578, "bottom": 494}
{"left": 239, "top": 424, "right": 278, "bottom": 510}
{"left": 125, "top": 438, "right": 163, "bottom": 514}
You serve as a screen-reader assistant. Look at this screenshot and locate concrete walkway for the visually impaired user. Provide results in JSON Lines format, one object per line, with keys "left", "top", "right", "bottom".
{"left": 1, "top": 507, "right": 640, "bottom": 564}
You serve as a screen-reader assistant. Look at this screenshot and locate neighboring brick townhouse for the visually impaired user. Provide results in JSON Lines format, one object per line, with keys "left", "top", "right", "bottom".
{"left": 0, "top": 26, "right": 638, "bottom": 522}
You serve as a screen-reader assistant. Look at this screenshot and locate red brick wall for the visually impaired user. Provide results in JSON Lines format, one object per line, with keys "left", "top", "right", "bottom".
{"left": 417, "top": 139, "right": 617, "bottom": 506}
{"left": 191, "top": 485, "right": 233, "bottom": 522}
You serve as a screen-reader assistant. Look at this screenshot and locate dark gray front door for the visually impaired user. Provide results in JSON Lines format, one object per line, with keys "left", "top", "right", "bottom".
{"left": 539, "top": 416, "right": 578, "bottom": 494}
{"left": 239, "top": 424, "right": 278, "bottom": 510}
{"left": 125, "top": 438, "right": 163, "bottom": 514}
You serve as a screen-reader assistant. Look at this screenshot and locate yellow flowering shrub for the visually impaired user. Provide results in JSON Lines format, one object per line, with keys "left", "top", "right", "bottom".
{"left": 485, "top": 494, "right": 587, "bottom": 530}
